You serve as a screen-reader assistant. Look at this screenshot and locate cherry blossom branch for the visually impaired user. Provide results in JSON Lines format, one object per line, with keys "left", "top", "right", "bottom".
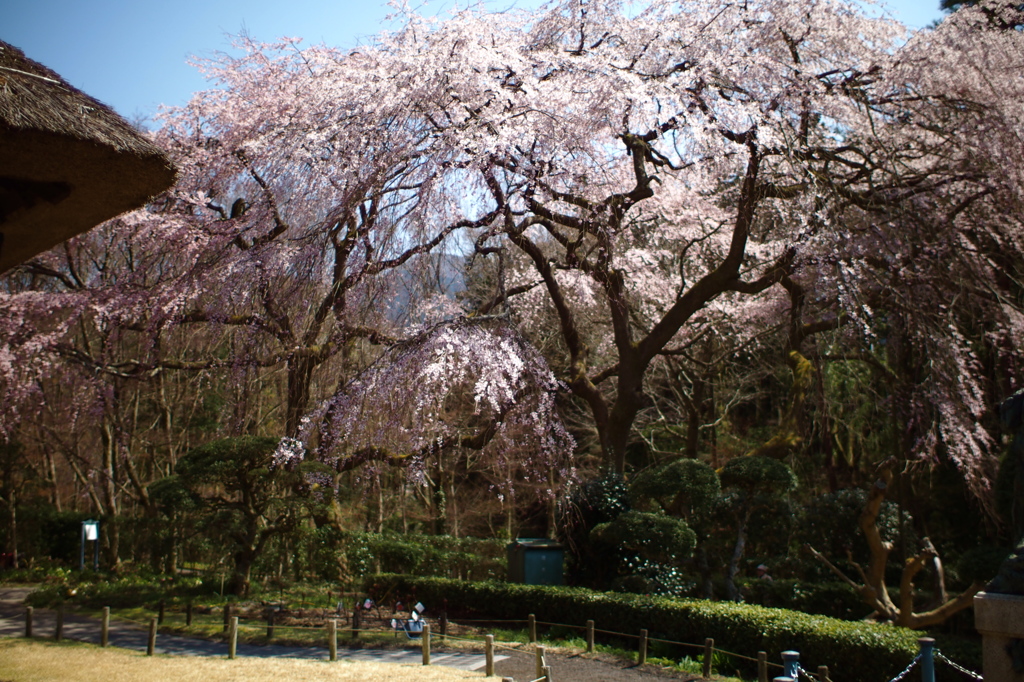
{"left": 232, "top": 149, "right": 290, "bottom": 249}
{"left": 474, "top": 280, "right": 542, "bottom": 316}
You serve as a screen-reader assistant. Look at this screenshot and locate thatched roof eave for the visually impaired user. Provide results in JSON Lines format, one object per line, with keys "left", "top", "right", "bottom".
{"left": 0, "top": 41, "right": 178, "bottom": 273}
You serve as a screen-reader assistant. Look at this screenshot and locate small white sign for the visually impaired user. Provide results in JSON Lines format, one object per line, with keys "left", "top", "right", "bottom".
{"left": 83, "top": 522, "right": 98, "bottom": 541}
{"left": 414, "top": 602, "right": 425, "bottom": 614}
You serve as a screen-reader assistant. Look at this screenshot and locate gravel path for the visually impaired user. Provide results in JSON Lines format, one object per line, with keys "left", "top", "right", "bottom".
{"left": 0, "top": 585, "right": 703, "bottom": 681}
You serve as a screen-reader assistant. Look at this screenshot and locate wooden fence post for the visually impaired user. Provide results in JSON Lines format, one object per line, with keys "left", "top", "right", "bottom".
{"left": 186, "top": 601, "right": 192, "bottom": 627}
{"left": 817, "top": 665, "right": 830, "bottom": 682}
{"left": 228, "top": 616, "right": 238, "bottom": 659}
{"left": 147, "top": 618, "right": 157, "bottom": 656}
{"left": 485, "top": 634, "right": 495, "bottom": 677}
{"left": 758, "top": 651, "right": 768, "bottom": 682}
{"left": 585, "top": 619, "right": 594, "bottom": 653}
{"left": 24, "top": 606, "right": 32, "bottom": 638}
{"left": 542, "top": 665, "right": 553, "bottom": 681}
{"left": 55, "top": 602, "right": 64, "bottom": 641}
{"left": 158, "top": 599, "right": 165, "bottom": 625}
{"left": 528, "top": 613, "right": 537, "bottom": 643}
{"left": 223, "top": 603, "right": 231, "bottom": 632}
{"left": 536, "top": 644, "right": 546, "bottom": 681}
{"left": 639, "top": 629, "right": 648, "bottom": 665}
{"left": 702, "top": 637, "right": 714, "bottom": 678}
{"left": 421, "top": 623, "right": 431, "bottom": 665}
{"left": 328, "top": 619, "right": 337, "bottom": 661}
{"left": 101, "top": 607, "right": 109, "bottom": 647}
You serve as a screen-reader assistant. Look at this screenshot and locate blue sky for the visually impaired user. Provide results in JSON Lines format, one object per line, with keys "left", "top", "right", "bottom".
{"left": 3, "top": 0, "right": 945, "bottom": 122}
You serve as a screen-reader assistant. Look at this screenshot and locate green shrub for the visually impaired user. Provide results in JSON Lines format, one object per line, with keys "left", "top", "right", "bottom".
{"left": 0, "top": 558, "right": 71, "bottom": 583}
{"left": 365, "top": 574, "right": 952, "bottom": 682}
{"left": 12, "top": 507, "right": 99, "bottom": 567}
{"left": 795, "top": 489, "right": 916, "bottom": 584}
{"left": 26, "top": 574, "right": 205, "bottom": 609}
{"left": 740, "top": 579, "right": 868, "bottom": 621}
{"left": 306, "top": 530, "right": 506, "bottom": 583}
{"left": 591, "top": 510, "right": 696, "bottom": 566}
{"left": 956, "top": 545, "right": 1011, "bottom": 585}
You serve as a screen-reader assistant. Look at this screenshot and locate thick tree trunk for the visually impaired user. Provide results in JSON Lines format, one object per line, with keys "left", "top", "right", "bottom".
{"left": 102, "top": 519, "right": 121, "bottom": 572}
{"left": 230, "top": 548, "right": 257, "bottom": 596}
{"left": 606, "top": 371, "right": 645, "bottom": 474}
{"left": 285, "top": 353, "right": 317, "bottom": 438}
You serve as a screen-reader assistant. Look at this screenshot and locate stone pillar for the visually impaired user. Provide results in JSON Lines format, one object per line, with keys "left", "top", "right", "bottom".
{"left": 974, "top": 591, "right": 1024, "bottom": 681}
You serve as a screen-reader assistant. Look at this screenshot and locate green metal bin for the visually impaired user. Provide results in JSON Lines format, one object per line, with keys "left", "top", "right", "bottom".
{"left": 507, "top": 538, "right": 564, "bottom": 585}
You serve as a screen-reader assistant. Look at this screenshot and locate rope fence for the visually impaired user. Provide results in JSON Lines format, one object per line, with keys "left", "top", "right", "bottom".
{"left": 21, "top": 601, "right": 984, "bottom": 682}
{"left": 449, "top": 617, "right": 529, "bottom": 624}
{"left": 592, "top": 626, "right": 637, "bottom": 637}
{"left": 534, "top": 620, "right": 584, "bottom": 629}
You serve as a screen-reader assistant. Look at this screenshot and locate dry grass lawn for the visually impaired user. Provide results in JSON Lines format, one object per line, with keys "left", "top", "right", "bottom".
{"left": 0, "top": 639, "right": 489, "bottom": 681}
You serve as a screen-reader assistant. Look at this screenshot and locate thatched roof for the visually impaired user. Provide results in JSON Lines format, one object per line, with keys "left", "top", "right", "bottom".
{"left": 0, "top": 41, "right": 177, "bottom": 273}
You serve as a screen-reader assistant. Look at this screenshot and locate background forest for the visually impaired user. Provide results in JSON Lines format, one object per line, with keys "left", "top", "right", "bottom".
{"left": 2, "top": 0, "right": 1023, "bottom": 637}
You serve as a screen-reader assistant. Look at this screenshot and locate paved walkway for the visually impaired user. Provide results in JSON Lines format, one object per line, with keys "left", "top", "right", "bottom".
{"left": 0, "top": 586, "right": 503, "bottom": 671}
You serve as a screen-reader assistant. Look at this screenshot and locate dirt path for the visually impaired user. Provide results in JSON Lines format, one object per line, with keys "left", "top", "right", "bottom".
{"left": 0, "top": 585, "right": 703, "bottom": 681}
{"left": 491, "top": 645, "right": 702, "bottom": 682}
{"left": 0, "top": 586, "right": 494, "bottom": 668}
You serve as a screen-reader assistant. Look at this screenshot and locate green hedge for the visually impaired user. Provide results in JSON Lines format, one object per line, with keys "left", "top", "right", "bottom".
{"left": 365, "top": 574, "right": 930, "bottom": 682}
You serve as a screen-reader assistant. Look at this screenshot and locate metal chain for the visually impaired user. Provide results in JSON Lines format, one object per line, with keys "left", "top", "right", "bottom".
{"left": 796, "top": 664, "right": 818, "bottom": 680}
{"left": 886, "top": 654, "right": 921, "bottom": 682}
{"left": 935, "top": 651, "right": 984, "bottom": 681}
